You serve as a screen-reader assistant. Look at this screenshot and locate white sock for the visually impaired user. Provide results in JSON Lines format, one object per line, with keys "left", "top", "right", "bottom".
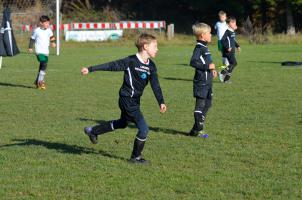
{"left": 38, "top": 70, "right": 46, "bottom": 82}
{"left": 222, "top": 57, "right": 229, "bottom": 66}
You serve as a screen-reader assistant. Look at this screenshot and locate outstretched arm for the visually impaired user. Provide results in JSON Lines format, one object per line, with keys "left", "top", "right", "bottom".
{"left": 88, "top": 58, "right": 128, "bottom": 72}
{"left": 81, "top": 58, "right": 128, "bottom": 75}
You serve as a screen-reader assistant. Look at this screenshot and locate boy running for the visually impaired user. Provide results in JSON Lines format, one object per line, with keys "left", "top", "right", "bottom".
{"left": 28, "top": 15, "right": 56, "bottom": 89}
{"left": 219, "top": 17, "right": 241, "bottom": 83}
{"left": 214, "top": 10, "right": 229, "bottom": 66}
{"left": 81, "top": 33, "right": 167, "bottom": 164}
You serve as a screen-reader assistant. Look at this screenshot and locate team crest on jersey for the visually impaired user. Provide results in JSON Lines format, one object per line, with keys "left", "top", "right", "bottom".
{"left": 140, "top": 73, "right": 147, "bottom": 80}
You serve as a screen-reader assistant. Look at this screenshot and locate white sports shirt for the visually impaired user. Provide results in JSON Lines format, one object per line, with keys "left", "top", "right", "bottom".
{"left": 214, "top": 21, "right": 228, "bottom": 40}
{"left": 31, "top": 27, "right": 53, "bottom": 55}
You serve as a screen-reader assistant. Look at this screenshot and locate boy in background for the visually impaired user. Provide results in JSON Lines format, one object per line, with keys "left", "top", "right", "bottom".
{"left": 189, "top": 23, "right": 217, "bottom": 138}
{"left": 214, "top": 10, "right": 229, "bottom": 66}
{"left": 219, "top": 17, "right": 241, "bottom": 83}
{"left": 28, "top": 15, "right": 56, "bottom": 89}
{"left": 81, "top": 33, "right": 167, "bottom": 164}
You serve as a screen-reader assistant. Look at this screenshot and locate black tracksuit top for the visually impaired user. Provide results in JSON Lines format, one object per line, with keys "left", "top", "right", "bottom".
{"left": 190, "top": 40, "right": 213, "bottom": 98}
{"left": 190, "top": 40, "right": 213, "bottom": 82}
{"left": 88, "top": 54, "right": 164, "bottom": 106}
{"left": 221, "top": 29, "right": 240, "bottom": 55}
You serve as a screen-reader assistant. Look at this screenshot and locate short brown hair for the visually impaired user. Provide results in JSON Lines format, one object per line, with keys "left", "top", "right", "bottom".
{"left": 227, "top": 16, "right": 236, "bottom": 24}
{"left": 135, "top": 33, "right": 156, "bottom": 52}
{"left": 218, "top": 10, "right": 226, "bottom": 16}
{"left": 39, "top": 15, "right": 50, "bottom": 23}
{"left": 192, "top": 23, "right": 211, "bottom": 37}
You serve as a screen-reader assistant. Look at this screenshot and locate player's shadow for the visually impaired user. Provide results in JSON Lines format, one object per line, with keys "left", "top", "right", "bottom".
{"left": 247, "top": 61, "right": 282, "bottom": 64}
{"left": 163, "top": 76, "right": 220, "bottom": 84}
{"left": 0, "top": 139, "right": 127, "bottom": 161}
{"left": 128, "top": 124, "right": 188, "bottom": 136}
{"left": 163, "top": 77, "right": 192, "bottom": 82}
{"left": 175, "top": 63, "right": 189, "bottom": 67}
{"left": 0, "top": 82, "right": 35, "bottom": 89}
{"left": 78, "top": 118, "right": 107, "bottom": 124}
{"left": 78, "top": 118, "right": 188, "bottom": 136}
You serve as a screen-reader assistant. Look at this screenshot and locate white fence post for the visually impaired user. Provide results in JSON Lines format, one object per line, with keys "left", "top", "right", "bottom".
{"left": 167, "top": 24, "right": 174, "bottom": 40}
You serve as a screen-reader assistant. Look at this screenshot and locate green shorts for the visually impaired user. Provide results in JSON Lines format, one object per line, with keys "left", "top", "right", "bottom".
{"left": 36, "top": 54, "right": 48, "bottom": 63}
{"left": 217, "top": 40, "right": 223, "bottom": 52}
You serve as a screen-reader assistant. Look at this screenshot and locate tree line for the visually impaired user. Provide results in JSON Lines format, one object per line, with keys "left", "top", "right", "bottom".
{"left": 62, "top": 0, "right": 301, "bottom": 34}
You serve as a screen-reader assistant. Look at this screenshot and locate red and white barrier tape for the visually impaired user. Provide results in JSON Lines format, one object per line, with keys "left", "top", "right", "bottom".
{"left": 21, "top": 21, "right": 166, "bottom": 32}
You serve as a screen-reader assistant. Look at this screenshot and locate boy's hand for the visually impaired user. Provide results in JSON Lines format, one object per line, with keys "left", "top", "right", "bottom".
{"left": 211, "top": 69, "right": 217, "bottom": 78}
{"left": 28, "top": 48, "right": 33, "bottom": 53}
{"left": 237, "top": 47, "right": 241, "bottom": 52}
{"left": 160, "top": 104, "right": 167, "bottom": 113}
{"left": 227, "top": 48, "right": 232, "bottom": 52}
{"left": 209, "top": 63, "right": 215, "bottom": 70}
{"left": 51, "top": 43, "right": 56, "bottom": 48}
{"left": 81, "top": 67, "right": 89, "bottom": 75}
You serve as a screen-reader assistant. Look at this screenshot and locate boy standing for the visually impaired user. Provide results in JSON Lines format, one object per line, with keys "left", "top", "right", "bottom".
{"left": 219, "top": 17, "right": 241, "bottom": 83}
{"left": 81, "top": 33, "right": 167, "bottom": 164}
{"left": 214, "top": 11, "right": 229, "bottom": 66}
{"left": 189, "top": 23, "right": 217, "bottom": 137}
{"left": 28, "top": 15, "right": 56, "bottom": 89}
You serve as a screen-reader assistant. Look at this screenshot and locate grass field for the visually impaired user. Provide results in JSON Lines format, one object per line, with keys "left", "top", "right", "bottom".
{"left": 0, "top": 38, "right": 301, "bottom": 199}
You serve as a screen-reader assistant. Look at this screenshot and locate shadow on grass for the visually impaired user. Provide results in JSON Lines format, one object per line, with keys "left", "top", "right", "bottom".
{"left": 247, "top": 61, "right": 282, "bottom": 64}
{"left": 163, "top": 77, "right": 192, "bottom": 82}
{"left": 78, "top": 118, "right": 189, "bottom": 136}
{"left": 163, "top": 77, "right": 221, "bottom": 84}
{"left": 0, "top": 139, "right": 127, "bottom": 161}
{"left": 78, "top": 118, "right": 107, "bottom": 124}
{"left": 175, "top": 63, "right": 189, "bottom": 67}
{"left": 0, "top": 82, "right": 35, "bottom": 89}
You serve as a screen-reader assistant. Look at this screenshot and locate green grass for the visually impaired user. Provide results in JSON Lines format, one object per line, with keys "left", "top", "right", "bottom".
{"left": 0, "top": 40, "right": 301, "bottom": 199}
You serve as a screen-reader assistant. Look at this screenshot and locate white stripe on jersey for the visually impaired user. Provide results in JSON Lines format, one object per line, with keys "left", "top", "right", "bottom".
{"left": 127, "top": 67, "right": 135, "bottom": 97}
{"left": 199, "top": 55, "right": 206, "bottom": 64}
{"left": 227, "top": 37, "right": 231, "bottom": 48}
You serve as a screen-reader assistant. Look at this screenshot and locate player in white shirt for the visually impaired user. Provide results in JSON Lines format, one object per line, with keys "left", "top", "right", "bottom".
{"left": 28, "top": 15, "right": 56, "bottom": 89}
{"left": 214, "top": 11, "right": 229, "bottom": 66}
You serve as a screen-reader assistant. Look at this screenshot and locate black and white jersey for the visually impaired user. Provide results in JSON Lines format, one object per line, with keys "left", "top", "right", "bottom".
{"left": 88, "top": 53, "right": 164, "bottom": 105}
{"left": 221, "top": 29, "right": 240, "bottom": 54}
{"left": 190, "top": 40, "right": 213, "bottom": 98}
{"left": 190, "top": 40, "right": 213, "bottom": 83}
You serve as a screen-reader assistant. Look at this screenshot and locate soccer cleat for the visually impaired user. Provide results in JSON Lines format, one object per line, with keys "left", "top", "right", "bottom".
{"left": 129, "top": 156, "right": 149, "bottom": 165}
{"left": 189, "top": 130, "right": 209, "bottom": 138}
{"left": 84, "top": 127, "right": 98, "bottom": 144}
{"left": 197, "top": 131, "right": 209, "bottom": 138}
{"left": 37, "top": 81, "right": 46, "bottom": 90}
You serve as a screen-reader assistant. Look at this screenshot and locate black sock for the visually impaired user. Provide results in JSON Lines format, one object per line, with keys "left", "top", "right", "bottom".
{"left": 224, "top": 74, "right": 231, "bottom": 82}
{"left": 92, "top": 121, "right": 113, "bottom": 135}
{"left": 131, "top": 138, "right": 145, "bottom": 158}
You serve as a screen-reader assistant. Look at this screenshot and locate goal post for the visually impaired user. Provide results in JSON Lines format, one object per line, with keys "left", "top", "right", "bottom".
{"left": 0, "top": 0, "right": 61, "bottom": 55}
{"left": 56, "top": 0, "right": 60, "bottom": 55}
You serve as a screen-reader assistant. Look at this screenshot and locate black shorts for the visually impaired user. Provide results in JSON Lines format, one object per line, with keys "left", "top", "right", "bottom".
{"left": 222, "top": 52, "right": 237, "bottom": 66}
{"left": 118, "top": 96, "right": 144, "bottom": 123}
{"left": 194, "top": 84, "right": 213, "bottom": 99}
